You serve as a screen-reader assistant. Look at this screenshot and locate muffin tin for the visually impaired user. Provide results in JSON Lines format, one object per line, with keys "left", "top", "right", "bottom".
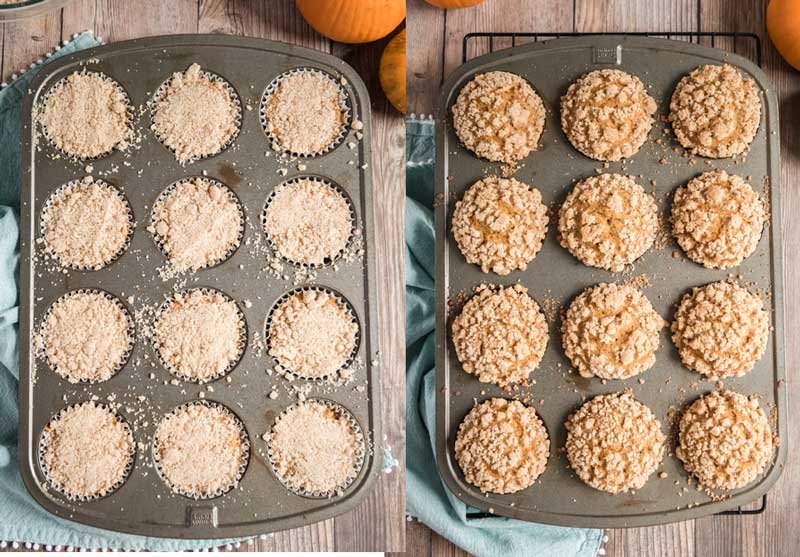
{"left": 19, "top": 35, "right": 381, "bottom": 538}
{"left": 435, "top": 35, "right": 786, "bottom": 528}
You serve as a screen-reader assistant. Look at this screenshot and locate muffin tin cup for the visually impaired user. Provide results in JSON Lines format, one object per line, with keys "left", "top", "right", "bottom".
{"left": 149, "top": 176, "right": 246, "bottom": 271}
{"left": 435, "top": 35, "right": 785, "bottom": 528}
{"left": 39, "top": 177, "right": 136, "bottom": 272}
{"left": 152, "top": 286, "right": 248, "bottom": 384}
{"left": 266, "top": 398, "right": 366, "bottom": 499}
{"left": 260, "top": 175, "right": 357, "bottom": 269}
{"left": 152, "top": 400, "right": 251, "bottom": 500}
{"left": 259, "top": 67, "right": 352, "bottom": 158}
{"left": 38, "top": 401, "right": 136, "bottom": 502}
{"left": 265, "top": 285, "right": 361, "bottom": 383}
{"left": 38, "top": 288, "right": 135, "bottom": 384}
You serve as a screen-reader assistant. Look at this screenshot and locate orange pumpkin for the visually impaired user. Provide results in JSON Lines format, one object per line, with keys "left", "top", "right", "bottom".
{"left": 380, "top": 29, "right": 406, "bottom": 114}
{"left": 767, "top": 0, "right": 800, "bottom": 71}
{"left": 296, "top": 0, "right": 406, "bottom": 44}
{"left": 424, "top": 0, "right": 486, "bottom": 8}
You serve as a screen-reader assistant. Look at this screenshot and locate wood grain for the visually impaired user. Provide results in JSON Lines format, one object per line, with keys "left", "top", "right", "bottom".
{"left": 0, "top": 0, "right": 404, "bottom": 552}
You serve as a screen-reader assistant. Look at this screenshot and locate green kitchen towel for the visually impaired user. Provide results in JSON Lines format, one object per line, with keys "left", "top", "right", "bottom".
{"left": 0, "top": 31, "right": 246, "bottom": 551}
{"left": 405, "top": 118, "right": 604, "bottom": 557}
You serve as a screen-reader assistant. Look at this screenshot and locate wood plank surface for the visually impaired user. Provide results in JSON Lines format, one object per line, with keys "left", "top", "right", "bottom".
{"left": 404, "top": 0, "right": 800, "bottom": 556}
{"left": 0, "top": 0, "right": 404, "bottom": 552}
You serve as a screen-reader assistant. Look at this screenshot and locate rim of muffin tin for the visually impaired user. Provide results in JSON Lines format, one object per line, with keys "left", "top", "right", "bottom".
{"left": 38, "top": 401, "right": 136, "bottom": 502}
{"left": 152, "top": 286, "right": 248, "bottom": 384}
{"left": 152, "top": 399, "right": 251, "bottom": 500}
{"left": 149, "top": 68, "right": 243, "bottom": 163}
{"left": 259, "top": 67, "right": 352, "bottom": 158}
{"left": 39, "top": 288, "right": 136, "bottom": 384}
{"left": 38, "top": 70, "right": 135, "bottom": 161}
{"left": 260, "top": 175, "right": 357, "bottom": 269}
{"left": 264, "top": 285, "right": 361, "bottom": 383}
{"left": 149, "top": 176, "right": 246, "bottom": 271}
{"left": 267, "top": 398, "right": 366, "bottom": 499}
{"left": 39, "top": 177, "right": 135, "bottom": 271}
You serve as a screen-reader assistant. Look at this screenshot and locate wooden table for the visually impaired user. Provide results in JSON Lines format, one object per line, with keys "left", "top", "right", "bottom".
{"left": 406, "top": 0, "right": 799, "bottom": 555}
{"left": 0, "top": 0, "right": 405, "bottom": 552}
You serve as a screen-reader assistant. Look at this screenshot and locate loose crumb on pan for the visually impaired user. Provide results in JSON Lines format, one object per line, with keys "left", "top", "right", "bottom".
{"left": 671, "top": 281, "right": 769, "bottom": 380}
{"left": 565, "top": 390, "right": 665, "bottom": 494}
{"left": 152, "top": 63, "right": 240, "bottom": 162}
{"left": 669, "top": 64, "right": 761, "bottom": 158}
{"left": 263, "top": 178, "right": 353, "bottom": 265}
{"left": 451, "top": 175, "right": 548, "bottom": 275}
{"left": 451, "top": 71, "right": 546, "bottom": 164}
{"left": 670, "top": 169, "right": 766, "bottom": 269}
{"left": 562, "top": 282, "right": 665, "bottom": 380}
{"left": 451, "top": 284, "right": 548, "bottom": 387}
{"left": 149, "top": 177, "right": 243, "bottom": 271}
{"left": 268, "top": 289, "right": 358, "bottom": 379}
{"left": 40, "top": 401, "right": 134, "bottom": 500}
{"left": 154, "top": 289, "right": 245, "bottom": 382}
{"left": 39, "top": 70, "right": 132, "bottom": 159}
{"left": 154, "top": 402, "right": 248, "bottom": 498}
{"left": 558, "top": 173, "right": 657, "bottom": 272}
{"left": 39, "top": 291, "right": 132, "bottom": 383}
{"left": 676, "top": 390, "right": 773, "bottom": 490}
{"left": 454, "top": 398, "right": 549, "bottom": 494}
{"left": 264, "top": 71, "right": 347, "bottom": 156}
{"left": 40, "top": 176, "right": 132, "bottom": 270}
{"left": 560, "top": 69, "right": 657, "bottom": 161}
{"left": 269, "top": 400, "right": 364, "bottom": 496}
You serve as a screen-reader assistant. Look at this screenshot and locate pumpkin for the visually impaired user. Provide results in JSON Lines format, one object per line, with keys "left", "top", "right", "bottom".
{"left": 380, "top": 29, "right": 406, "bottom": 114}
{"left": 296, "top": 0, "right": 405, "bottom": 44}
{"left": 767, "top": 0, "right": 800, "bottom": 71}
{"left": 424, "top": 0, "right": 486, "bottom": 8}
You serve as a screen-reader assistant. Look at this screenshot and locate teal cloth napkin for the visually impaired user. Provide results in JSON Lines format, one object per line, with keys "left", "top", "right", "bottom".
{"left": 0, "top": 32, "right": 246, "bottom": 551}
{"left": 405, "top": 118, "right": 603, "bottom": 557}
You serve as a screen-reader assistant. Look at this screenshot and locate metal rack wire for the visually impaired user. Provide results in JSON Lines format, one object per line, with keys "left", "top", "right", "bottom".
{"left": 460, "top": 30, "right": 766, "bottom": 518}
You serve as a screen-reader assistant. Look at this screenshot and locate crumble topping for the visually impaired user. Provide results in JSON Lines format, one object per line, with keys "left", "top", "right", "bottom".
{"left": 565, "top": 391, "right": 665, "bottom": 494}
{"left": 451, "top": 176, "right": 548, "bottom": 275}
{"left": 671, "top": 281, "right": 769, "bottom": 380}
{"left": 454, "top": 398, "right": 549, "bottom": 494}
{"left": 560, "top": 69, "right": 657, "bottom": 161}
{"left": 451, "top": 71, "right": 546, "bottom": 164}
{"left": 451, "top": 284, "right": 548, "bottom": 387}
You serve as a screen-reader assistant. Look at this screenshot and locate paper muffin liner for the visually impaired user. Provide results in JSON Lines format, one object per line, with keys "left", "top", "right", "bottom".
{"left": 38, "top": 70, "right": 134, "bottom": 161}
{"left": 38, "top": 401, "right": 136, "bottom": 502}
{"left": 152, "top": 399, "right": 251, "bottom": 500}
{"left": 267, "top": 398, "right": 366, "bottom": 499}
{"left": 149, "top": 176, "right": 245, "bottom": 271}
{"left": 39, "top": 177, "right": 135, "bottom": 271}
{"left": 152, "top": 286, "right": 248, "bottom": 383}
{"left": 265, "top": 285, "right": 361, "bottom": 382}
{"left": 149, "top": 68, "right": 242, "bottom": 163}
{"left": 260, "top": 175, "right": 357, "bottom": 268}
{"left": 39, "top": 288, "right": 135, "bottom": 384}
{"left": 259, "top": 67, "right": 352, "bottom": 158}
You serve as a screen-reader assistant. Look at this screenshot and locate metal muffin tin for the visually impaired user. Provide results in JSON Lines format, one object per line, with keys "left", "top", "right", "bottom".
{"left": 19, "top": 34, "right": 381, "bottom": 538}
{"left": 435, "top": 35, "right": 786, "bottom": 528}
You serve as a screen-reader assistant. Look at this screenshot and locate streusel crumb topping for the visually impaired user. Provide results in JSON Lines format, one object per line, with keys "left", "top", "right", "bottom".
{"left": 451, "top": 176, "right": 548, "bottom": 275}
{"left": 562, "top": 283, "right": 665, "bottom": 380}
{"left": 558, "top": 173, "right": 657, "bottom": 272}
{"left": 454, "top": 398, "right": 549, "bottom": 494}
{"left": 671, "top": 281, "right": 768, "bottom": 380}
{"left": 669, "top": 64, "right": 761, "bottom": 158}
{"left": 452, "top": 71, "right": 546, "bottom": 164}
{"left": 565, "top": 391, "right": 665, "bottom": 494}
{"left": 560, "top": 69, "right": 657, "bottom": 161}
{"left": 671, "top": 170, "right": 766, "bottom": 269}
{"left": 451, "top": 284, "right": 548, "bottom": 387}
{"left": 676, "top": 390, "right": 773, "bottom": 490}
